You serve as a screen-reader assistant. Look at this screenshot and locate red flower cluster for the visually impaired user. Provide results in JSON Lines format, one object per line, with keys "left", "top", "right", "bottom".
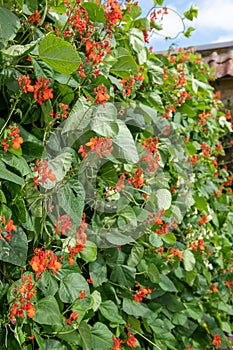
{"left": 104, "top": 0, "right": 123, "bottom": 31}
{"left": 120, "top": 77, "right": 135, "bottom": 96}
{"left": 86, "top": 39, "right": 111, "bottom": 66}
{"left": 94, "top": 84, "right": 110, "bottom": 105}
{"left": 55, "top": 215, "right": 73, "bottom": 235}
{"left": 10, "top": 274, "right": 36, "bottom": 324}
{"left": 197, "top": 215, "right": 208, "bottom": 226}
{"left": 78, "top": 136, "right": 113, "bottom": 158}
{"left": 200, "top": 142, "right": 211, "bottom": 158}
{"left": 211, "top": 283, "right": 218, "bottom": 293}
{"left": 50, "top": 103, "right": 69, "bottom": 119}
{"left": 1, "top": 124, "right": 23, "bottom": 153}
{"left": 112, "top": 335, "right": 123, "bottom": 350}
{"left": 28, "top": 10, "right": 41, "bottom": 25}
{"left": 30, "top": 248, "right": 62, "bottom": 278}
{"left": 65, "top": 311, "right": 78, "bottom": 325}
{"left": 68, "top": 213, "right": 87, "bottom": 264}
{"left": 77, "top": 289, "right": 86, "bottom": 300}
{"left": 190, "top": 239, "right": 207, "bottom": 252}
{"left": 169, "top": 247, "right": 183, "bottom": 261}
{"left": 18, "top": 75, "right": 53, "bottom": 106}
{"left": 128, "top": 168, "right": 145, "bottom": 188}
{"left": 212, "top": 334, "right": 221, "bottom": 349}
{"left": 0, "top": 216, "right": 16, "bottom": 242}
{"left": 134, "top": 287, "right": 152, "bottom": 302}
{"left": 126, "top": 332, "right": 137, "bottom": 348}
{"left": 34, "top": 159, "right": 56, "bottom": 185}
{"left": 64, "top": 1, "right": 91, "bottom": 39}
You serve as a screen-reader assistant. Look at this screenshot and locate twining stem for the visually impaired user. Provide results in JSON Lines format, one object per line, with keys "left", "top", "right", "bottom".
{"left": 0, "top": 96, "right": 21, "bottom": 137}
{"left": 134, "top": 330, "right": 162, "bottom": 350}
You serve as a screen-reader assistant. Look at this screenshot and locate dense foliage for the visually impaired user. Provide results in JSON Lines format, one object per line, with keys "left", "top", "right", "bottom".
{"left": 0, "top": 0, "right": 232, "bottom": 349}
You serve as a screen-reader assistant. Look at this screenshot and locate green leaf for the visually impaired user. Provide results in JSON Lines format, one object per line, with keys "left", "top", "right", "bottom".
{"left": 111, "top": 48, "right": 138, "bottom": 78}
{"left": 99, "top": 300, "right": 125, "bottom": 324}
{"left": 183, "top": 5, "right": 199, "bottom": 21}
{"left": 148, "top": 262, "right": 160, "bottom": 283}
{"left": 110, "top": 265, "right": 136, "bottom": 288}
{"left": 183, "top": 26, "right": 195, "bottom": 38}
{"left": 162, "top": 233, "right": 176, "bottom": 244}
{"left": 127, "top": 244, "right": 144, "bottom": 267}
{"left": 183, "top": 250, "right": 195, "bottom": 272}
{"left": 62, "top": 96, "right": 92, "bottom": 134}
{"left": 159, "top": 274, "right": 177, "bottom": 292}
{"left": 185, "top": 142, "right": 197, "bottom": 156}
{"left": 32, "top": 58, "right": 55, "bottom": 84}
{"left": 129, "top": 28, "right": 147, "bottom": 64}
{"left": 0, "top": 7, "right": 20, "bottom": 41}
{"left": 184, "top": 301, "right": 203, "bottom": 320}
{"left": 34, "top": 296, "right": 63, "bottom": 325}
{"left": 45, "top": 339, "right": 66, "bottom": 350}
{"left": 122, "top": 298, "right": 151, "bottom": 318}
{"left": 89, "top": 255, "right": 107, "bottom": 287}
{"left": 194, "top": 195, "right": 208, "bottom": 211}
{"left": 156, "top": 189, "right": 172, "bottom": 210}
{"left": 79, "top": 321, "right": 93, "bottom": 350}
{"left": 39, "top": 34, "right": 81, "bottom": 74}
{"left": 1, "top": 41, "right": 37, "bottom": 57}
{"left": 1, "top": 153, "right": 31, "bottom": 177}
{"left": 90, "top": 290, "right": 102, "bottom": 312}
{"left": 147, "top": 92, "right": 164, "bottom": 112}
{"left": 118, "top": 206, "right": 137, "bottom": 231}
{"left": 149, "top": 233, "right": 163, "bottom": 247}
{"left": 80, "top": 241, "right": 97, "bottom": 263}
{"left": 147, "top": 60, "right": 164, "bottom": 85}
{"left": 82, "top": 2, "right": 106, "bottom": 22}
{"left": 37, "top": 271, "right": 58, "bottom": 297}
{"left": 0, "top": 160, "right": 24, "bottom": 185}
{"left": 59, "top": 272, "right": 89, "bottom": 303}
{"left": 0, "top": 227, "right": 28, "bottom": 266}
{"left": 112, "top": 120, "right": 139, "bottom": 163}
{"left": 91, "top": 322, "right": 113, "bottom": 350}
{"left": 90, "top": 103, "right": 119, "bottom": 137}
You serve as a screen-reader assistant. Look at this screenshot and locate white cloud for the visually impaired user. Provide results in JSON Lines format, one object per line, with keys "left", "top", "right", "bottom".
{"left": 214, "top": 35, "right": 233, "bottom": 43}
{"left": 194, "top": 0, "right": 233, "bottom": 31}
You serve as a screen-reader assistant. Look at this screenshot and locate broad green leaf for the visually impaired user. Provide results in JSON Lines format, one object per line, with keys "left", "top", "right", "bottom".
{"left": 82, "top": 2, "right": 106, "bottom": 22}
{"left": 147, "top": 60, "right": 164, "bottom": 85}
{"left": 0, "top": 227, "right": 27, "bottom": 266}
{"left": 79, "top": 321, "right": 92, "bottom": 350}
{"left": 162, "top": 233, "right": 176, "bottom": 244}
{"left": 127, "top": 244, "right": 144, "bottom": 267}
{"left": 110, "top": 265, "right": 136, "bottom": 288}
{"left": 89, "top": 255, "right": 107, "bottom": 287}
{"left": 59, "top": 272, "right": 89, "bottom": 303}
{"left": 183, "top": 250, "right": 195, "bottom": 272}
{"left": 90, "top": 290, "right": 102, "bottom": 312}
{"left": 0, "top": 160, "right": 24, "bottom": 185}
{"left": 34, "top": 296, "right": 63, "bottom": 325}
{"left": 111, "top": 48, "right": 138, "bottom": 78}
{"left": 159, "top": 274, "right": 177, "bottom": 292}
{"left": 147, "top": 92, "right": 164, "bottom": 112}
{"left": 62, "top": 96, "right": 92, "bottom": 134}
{"left": 185, "top": 142, "right": 197, "bottom": 156}
{"left": 91, "top": 322, "right": 113, "bottom": 350}
{"left": 184, "top": 301, "right": 203, "bottom": 320}
{"left": 0, "top": 7, "right": 20, "bottom": 41}
{"left": 39, "top": 35, "right": 81, "bottom": 74}
{"left": 122, "top": 298, "right": 151, "bottom": 318}
{"left": 32, "top": 58, "right": 55, "bottom": 84}
{"left": 156, "top": 189, "right": 172, "bottom": 210}
{"left": 99, "top": 300, "right": 125, "bottom": 324}
{"left": 149, "top": 233, "right": 163, "bottom": 248}
{"left": 23, "top": 0, "right": 37, "bottom": 14}
{"left": 37, "top": 271, "right": 58, "bottom": 297}
{"left": 91, "top": 103, "right": 119, "bottom": 137}
{"left": 194, "top": 195, "right": 208, "bottom": 211}
{"left": 129, "top": 28, "right": 147, "bottom": 64}
{"left": 118, "top": 206, "right": 137, "bottom": 231}
{"left": 183, "top": 4, "right": 199, "bottom": 21}
{"left": 112, "top": 120, "right": 139, "bottom": 163}
{"left": 148, "top": 262, "right": 160, "bottom": 283}
{"left": 80, "top": 241, "right": 97, "bottom": 263}
{"left": 1, "top": 153, "right": 31, "bottom": 177}
{"left": 45, "top": 340, "right": 66, "bottom": 350}
{"left": 1, "top": 41, "right": 37, "bottom": 57}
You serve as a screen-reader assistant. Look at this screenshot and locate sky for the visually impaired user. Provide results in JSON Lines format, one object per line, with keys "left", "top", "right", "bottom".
{"left": 137, "top": 0, "right": 233, "bottom": 51}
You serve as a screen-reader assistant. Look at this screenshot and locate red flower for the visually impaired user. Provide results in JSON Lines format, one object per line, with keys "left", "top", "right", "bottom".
{"left": 94, "top": 85, "right": 110, "bottom": 105}
{"left": 126, "top": 332, "right": 137, "bottom": 348}
{"left": 212, "top": 334, "right": 221, "bottom": 349}
{"left": 112, "top": 335, "right": 123, "bottom": 350}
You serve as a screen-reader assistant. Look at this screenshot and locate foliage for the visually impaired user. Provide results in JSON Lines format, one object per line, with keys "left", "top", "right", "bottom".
{"left": 0, "top": 0, "right": 232, "bottom": 349}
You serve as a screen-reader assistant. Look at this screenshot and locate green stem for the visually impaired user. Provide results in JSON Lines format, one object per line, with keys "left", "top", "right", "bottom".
{"left": 134, "top": 330, "right": 162, "bottom": 350}
{"left": 0, "top": 95, "right": 21, "bottom": 137}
